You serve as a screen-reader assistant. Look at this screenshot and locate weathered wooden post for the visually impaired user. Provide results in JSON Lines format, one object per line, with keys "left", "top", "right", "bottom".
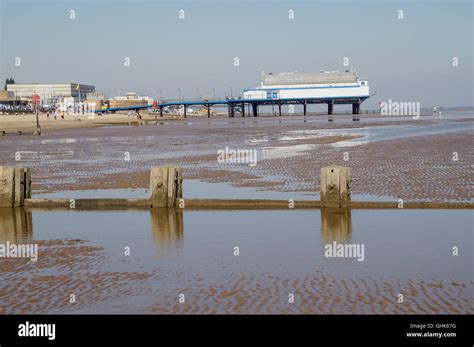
{"left": 0, "top": 167, "right": 15, "bottom": 208}
{"left": 150, "top": 166, "right": 183, "bottom": 207}
{"left": 0, "top": 166, "right": 31, "bottom": 208}
{"left": 14, "top": 167, "right": 31, "bottom": 207}
{"left": 320, "top": 166, "right": 351, "bottom": 208}
{"left": 24, "top": 168, "right": 32, "bottom": 200}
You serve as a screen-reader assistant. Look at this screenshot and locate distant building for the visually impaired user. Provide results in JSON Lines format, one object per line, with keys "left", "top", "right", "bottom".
{"left": 109, "top": 92, "right": 153, "bottom": 108}
{"left": 6, "top": 83, "right": 95, "bottom": 102}
{"left": 86, "top": 91, "right": 106, "bottom": 100}
{"left": 0, "top": 90, "right": 15, "bottom": 101}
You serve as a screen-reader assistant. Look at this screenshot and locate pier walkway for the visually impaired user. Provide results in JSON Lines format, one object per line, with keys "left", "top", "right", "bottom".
{"left": 95, "top": 95, "right": 369, "bottom": 120}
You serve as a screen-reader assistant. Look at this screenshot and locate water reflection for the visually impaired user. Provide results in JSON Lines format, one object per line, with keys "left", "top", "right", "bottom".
{"left": 320, "top": 208, "right": 352, "bottom": 242}
{"left": 150, "top": 208, "right": 184, "bottom": 255}
{"left": 0, "top": 208, "right": 33, "bottom": 243}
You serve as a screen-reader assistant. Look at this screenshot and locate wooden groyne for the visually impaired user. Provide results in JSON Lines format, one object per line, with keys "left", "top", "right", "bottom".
{"left": 21, "top": 198, "right": 473, "bottom": 211}
{"left": 1, "top": 166, "right": 472, "bottom": 210}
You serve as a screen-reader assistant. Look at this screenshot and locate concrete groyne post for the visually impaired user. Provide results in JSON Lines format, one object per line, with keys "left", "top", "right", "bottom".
{"left": 0, "top": 166, "right": 31, "bottom": 208}
{"left": 150, "top": 166, "right": 183, "bottom": 207}
{"left": 320, "top": 166, "right": 351, "bottom": 208}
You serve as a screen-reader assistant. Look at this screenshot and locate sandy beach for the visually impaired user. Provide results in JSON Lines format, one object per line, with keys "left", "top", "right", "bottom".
{"left": 0, "top": 112, "right": 472, "bottom": 315}
{"left": 1, "top": 240, "right": 470, "bottom": 314}
{"left": 0, "top": 112, "right": 175, "bottom": 132}
{"left": 1, "top": 113, "right": 472, "bottom": 202}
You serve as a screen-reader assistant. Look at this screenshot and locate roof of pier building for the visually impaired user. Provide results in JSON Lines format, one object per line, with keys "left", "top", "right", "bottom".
{"left": 261, "top": 70, "right": 358, "bottom": 87}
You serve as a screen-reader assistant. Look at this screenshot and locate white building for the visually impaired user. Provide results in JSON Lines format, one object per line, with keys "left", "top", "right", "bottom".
{"left": 114, "top": 92, "right": 154, "bottom": 104}
{"left": 7, "top": 83, "right": 95, "bottom": 102}
{"left": 243, "top": 70, "right": 369, "bottom": 101}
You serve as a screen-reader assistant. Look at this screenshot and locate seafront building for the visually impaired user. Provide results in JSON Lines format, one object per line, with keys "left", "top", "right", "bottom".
{"left": 6, "top": 83, "right": 95, "bottom": 103}
{"left": 109, "top": 92, "right": 153, "bottom": 108}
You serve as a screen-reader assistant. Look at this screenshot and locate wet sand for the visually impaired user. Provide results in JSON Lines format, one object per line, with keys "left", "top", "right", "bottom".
{"left": 0, "top": 236, "right": 471, "bottom": 314}
{"left": 0, "top": 208, "right": 472, "bottom": 315}
{"left": 0, "top": 115, "right": 471, "bottom": 202}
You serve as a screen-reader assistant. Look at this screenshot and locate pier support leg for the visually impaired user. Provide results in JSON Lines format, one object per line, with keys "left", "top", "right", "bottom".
{"left": 352, "top": 102, "right": 360, "bottom": 121}
{"left": 278, "top": 103, "right": 282, "bottom": 116}
{"left": 303, "top": 102, "right": 307, "bottom": 116}
{"left": 328, "top": 102, "right": 333, "bottom": 115}
{"left": 252, "top": 103, "right": 258, "bottom": 117}
{"left": 207, "top": 105, "right": 211, "bottom": 118}
{"left": 352, "top": 103, "right": 360, "bottom": 115}
{"left": 183, "top": 105, "right": 187, "bottom": 118}
{"left": 241, "top": 103, "right": 245, "bottom": 117}
{"left": 228, "top": 104, "right": 235, "bottom": 118}
{"left": 150, "top": 166, "right": 183, "bottom": 208}
{"left": 160, "top": 107, "right": 163, "bottom": 117}
{"left": 320, "top": 166, "right": 351, "bottom": 208}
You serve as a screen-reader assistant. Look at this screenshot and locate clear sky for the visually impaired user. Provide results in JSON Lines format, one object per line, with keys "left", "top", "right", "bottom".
{"left": 1, "top": 0, "right": 473, "bottom": 108}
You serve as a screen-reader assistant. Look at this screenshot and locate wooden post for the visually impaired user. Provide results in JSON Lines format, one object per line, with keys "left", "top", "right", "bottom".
{"left": 150, "top": 166, "right": 182, "bottom": 207}
{"left": 0, "top": 167, "right": 31, "bottom": 207}
{"left": 0, "top": 167, "right": 15, "bottom": 208}
{"left": 14, "top": 167, "right": 24, "bottom": 207}
{"left": 24, "top": 168, "right": 32, "bottom": 199}
{"left": 320, "top": 166, "right": 351, "bottom": 208}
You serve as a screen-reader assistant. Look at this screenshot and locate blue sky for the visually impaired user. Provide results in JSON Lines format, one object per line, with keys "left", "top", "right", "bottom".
{"left": 1, "top": 0, "right": 472, "bottom": 108}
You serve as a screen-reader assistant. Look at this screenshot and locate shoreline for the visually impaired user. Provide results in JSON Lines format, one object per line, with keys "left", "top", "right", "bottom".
{"left": 1, "top": 111, "right": 467, "bottom": 134}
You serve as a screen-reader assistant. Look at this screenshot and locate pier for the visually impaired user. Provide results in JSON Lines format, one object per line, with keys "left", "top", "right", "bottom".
{"left": 155, "top": 95, "right": 368, "bottom": 119}
{"left": 91, "top": 96, "right": 367, "bottom": 120}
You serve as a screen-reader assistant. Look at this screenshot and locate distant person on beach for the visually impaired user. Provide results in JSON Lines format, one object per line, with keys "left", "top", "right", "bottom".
{"left": 135, "top": 109, "right": 142, "bottom": 120}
